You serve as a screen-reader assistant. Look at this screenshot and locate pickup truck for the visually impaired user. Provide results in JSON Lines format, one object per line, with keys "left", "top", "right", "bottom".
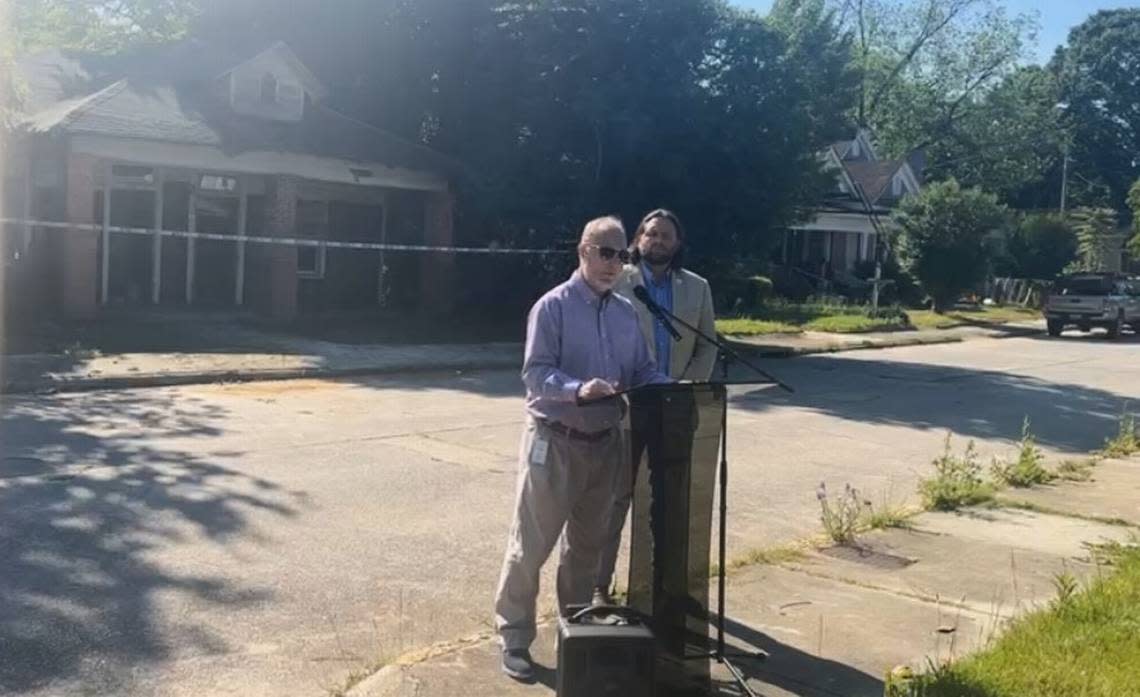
{"left": 1044, "top": 274, "right": 1140, "bottom": 338}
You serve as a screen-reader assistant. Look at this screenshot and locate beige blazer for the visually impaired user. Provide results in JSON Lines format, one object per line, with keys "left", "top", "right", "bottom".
{"left": 615, "top": 264, "right": 718, "bottom": 381}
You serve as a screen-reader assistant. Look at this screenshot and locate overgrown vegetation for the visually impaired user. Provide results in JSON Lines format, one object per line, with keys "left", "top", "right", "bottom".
{"left": 1055, "top": 458, "right": 1097, "bottom": 482}
{"left": 991, "top": 418, "right": 1055, "bottom": 487}
{"left": 816, "top": 483, "right": 914, "bottom": 544}
{"left": 905, "top": 307, "right": 1040, "bottom": 331}
{"left": 919, "top": 435, "right": 995, "bottom": 511}
{"left": 817, "top": 482, "right": 864, "bottom": 544}
{"left": 910, "top": 546, "right": 1140, "bottom": 697}
{"left": 1101, "top": 407, "right": 1139, "bottom": 458}
{"left": 717, "top": 304, "right": 1038, "bottom": 337}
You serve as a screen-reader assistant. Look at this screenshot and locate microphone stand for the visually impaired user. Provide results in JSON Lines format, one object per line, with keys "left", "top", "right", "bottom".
{"left": 643, "top": 297, "right": 792, "bottom": 697}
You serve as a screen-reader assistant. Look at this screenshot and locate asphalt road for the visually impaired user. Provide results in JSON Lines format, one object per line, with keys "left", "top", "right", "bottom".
{"left": 2, "top": 330, "right": 1137, "bottom": 696}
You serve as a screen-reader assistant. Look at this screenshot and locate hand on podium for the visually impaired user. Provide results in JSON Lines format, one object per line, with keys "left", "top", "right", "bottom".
{"left": 577, "top": 378, "right": 616, "bottom": 402}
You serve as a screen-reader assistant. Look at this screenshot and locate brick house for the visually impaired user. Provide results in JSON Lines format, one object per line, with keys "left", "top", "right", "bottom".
{"left": 3, "top": 40, "right": 457, "bottom": 321}
{"left": 782, "top": 129, "right": 923, "bottom": 277}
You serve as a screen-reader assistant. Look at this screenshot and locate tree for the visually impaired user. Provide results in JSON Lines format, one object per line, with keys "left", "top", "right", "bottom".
{"left": 894, "top": 178, "right": 1007, "bottom": 312}
{"left": 767, "top": 0, "right": 860, "bottom": 145}
{"left": 832, "top": 0, "right": 1036, "bottom": 158}
{"left": 1069, "top": 207, "right": 1121, "bottom": 272}
{"left": 13, "top": 0, "right": 196, "bottom": 52}
{"left": 1004, "top": 213, "right": 1076, "bottom": 279}
{"left": 1055, "top": 10, "right": 1140, "bottom": 212}
{"left": 190, "top": 0, "right": 856, "bottom": 260}
{"left": 1129, "top": 180, "right": 1140, "bottom": 259}
{"left": 924, "top": 66, "right": 1065, "bottom": 208}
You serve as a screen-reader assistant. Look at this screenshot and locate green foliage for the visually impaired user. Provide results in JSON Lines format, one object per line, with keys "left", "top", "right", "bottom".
{"left": 842, "top": 0, "right": 1036, "bottom": 158}
{"left": 1069, "top": 207, "right": 1122, "bottom": 272}
{"left": 894, "top": 179, "right": 1009, "bottom": 312}
{"left": 1102, "top": 407, "right": 1140, "bottom": 458}
{"left": 1056, "top": 9, "right": 1140, "bottom": 212}
{"left": 991, "top": 418, "right": 1055, "bottom": 488}
{"left": 1056, "top": 459, "right": 1096, "bottom": 482}
{"left": 13, "top": 0, "right": 195, "bottom": 52}
{"left": 1004, "top": 213, "right": 1077, "bottom": 279}
{"left": 920, "top": 434, "right": 995, "bottom": 511}
{"left": 912, "top": 546, "right": 1140, "bottom": 696}
{"left": 181, "top": 0, "right": 857, "bottom": 258}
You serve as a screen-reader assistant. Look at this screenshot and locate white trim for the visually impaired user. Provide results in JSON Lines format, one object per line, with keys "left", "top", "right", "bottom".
{"left": 897, "top": 162, "right": 922, "bottom": 195}
{"left": 217, "top": 42, "right": 328, "bottom": 101}
{"left": 71, "top": 135, "right": 449, "bottom": 193}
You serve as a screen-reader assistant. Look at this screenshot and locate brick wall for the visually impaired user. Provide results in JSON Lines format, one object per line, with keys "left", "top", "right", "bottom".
{"left": 263, "top": 176, "right": 299, "bottom": 321}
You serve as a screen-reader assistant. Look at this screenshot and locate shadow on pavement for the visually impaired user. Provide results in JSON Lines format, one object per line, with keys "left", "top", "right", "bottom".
{"left": 726, "top": 348, "right": 1138, "bottom": 453}
{"left": 714, "top": 616, "right": 884, "bottom": 697}
{"left": 0, "top": 389, "right": 308, "bottom": 694}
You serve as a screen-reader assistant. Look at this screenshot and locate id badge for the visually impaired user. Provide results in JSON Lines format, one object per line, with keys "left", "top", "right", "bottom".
{"left": 530, "top": 433, "right": 550, "bottom": 467}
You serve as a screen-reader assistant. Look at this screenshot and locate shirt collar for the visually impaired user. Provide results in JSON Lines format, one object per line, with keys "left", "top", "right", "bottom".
{"left": 640, "top": 261, "right": 671, "bottom": 287}
{"left": 570, "top": 270, "right": 611, "bottom": 306}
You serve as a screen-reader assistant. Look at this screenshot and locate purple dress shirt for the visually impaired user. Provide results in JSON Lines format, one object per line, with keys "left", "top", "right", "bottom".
{"left": 523, "top": 270, "right": 670, "bottom": 432}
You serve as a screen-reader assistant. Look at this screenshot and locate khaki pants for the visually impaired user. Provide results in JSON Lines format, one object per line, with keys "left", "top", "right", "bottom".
{"left": 493, "top": 418, "right": 626, "bottom": 650}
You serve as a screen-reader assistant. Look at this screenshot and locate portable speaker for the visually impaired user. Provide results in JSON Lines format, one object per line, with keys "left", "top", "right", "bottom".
{"left": 557, "top": 605, "right": 656, "bottom": 697}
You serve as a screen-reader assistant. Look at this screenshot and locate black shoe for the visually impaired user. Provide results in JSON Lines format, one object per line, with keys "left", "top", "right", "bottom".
{"left": 501, "top": 648, "right": 536, "bottom": 682}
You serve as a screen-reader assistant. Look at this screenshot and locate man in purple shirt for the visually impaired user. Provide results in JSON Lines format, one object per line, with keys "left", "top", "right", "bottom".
{"left": 493, "top": 215, "right": 668, "bottom": 682}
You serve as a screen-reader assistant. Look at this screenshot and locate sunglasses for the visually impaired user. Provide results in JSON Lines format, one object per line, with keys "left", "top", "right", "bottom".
{"left": 586, "top": 245, "right": 632, "bottom": 263}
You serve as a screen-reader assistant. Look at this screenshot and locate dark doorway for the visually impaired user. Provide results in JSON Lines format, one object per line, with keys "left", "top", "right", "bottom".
{"left": 107, "top": 189, "right": 155, "bottom": 306}
{"left": 193, "top": 196, "right": 239, "bottom": 307}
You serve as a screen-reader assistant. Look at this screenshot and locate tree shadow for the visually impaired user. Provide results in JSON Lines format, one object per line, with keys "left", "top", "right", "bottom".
{"left": 0, "top": 389, "right": 307, "bottom": 694}
{"left": 725, "top": 351, "right": 1138, "bottom": 453}
{"left": 713, "top": 616, "right": 884, "bottom": 697}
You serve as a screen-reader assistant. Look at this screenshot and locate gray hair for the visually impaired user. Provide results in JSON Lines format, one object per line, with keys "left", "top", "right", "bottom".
{"left": 579, "top": 215, "right": 625, "bottom": 247}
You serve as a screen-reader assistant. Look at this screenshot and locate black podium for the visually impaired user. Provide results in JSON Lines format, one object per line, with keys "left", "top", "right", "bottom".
{"left": 619, "top": 381, "right": 725, "bottom": 696}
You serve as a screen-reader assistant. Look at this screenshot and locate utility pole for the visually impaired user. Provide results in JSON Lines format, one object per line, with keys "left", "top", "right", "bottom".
{"left": 1060, "top": 142, "right": 1070, "bottom": 214}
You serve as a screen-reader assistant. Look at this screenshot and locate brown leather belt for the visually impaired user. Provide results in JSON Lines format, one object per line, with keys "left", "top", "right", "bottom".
{"left": 537, "top": 418, "right": 613, "bottom": 443}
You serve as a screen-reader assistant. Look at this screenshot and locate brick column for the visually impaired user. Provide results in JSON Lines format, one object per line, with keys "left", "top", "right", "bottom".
{"left": 264, "top": 176, "right": 299, "bottom": 321}
{"left": 62, "top": 152, "right": 100, "bottom": 319}
{"left": 420, "top": 190, "right": 455, "bottom": 315}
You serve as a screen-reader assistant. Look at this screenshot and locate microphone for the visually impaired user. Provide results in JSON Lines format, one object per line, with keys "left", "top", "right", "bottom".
{"left": 633, "top": 285, "right": 682, "bottom": 341}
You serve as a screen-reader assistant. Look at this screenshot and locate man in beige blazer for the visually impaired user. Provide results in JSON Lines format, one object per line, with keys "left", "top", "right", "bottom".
{"left": 595, "top": 208, "right": 717, "bottom": 602}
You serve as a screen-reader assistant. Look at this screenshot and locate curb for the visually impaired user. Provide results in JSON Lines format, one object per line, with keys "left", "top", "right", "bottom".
{"left": 3, "top": 325, "right": 1044, "bottom": 395}
{"left": 724, "top": 334, "right": 963, "bottom": 358}
{"left": 725, "top": 323, "right": 1043, "bottom": 358}
{"left": 1, "top": 357, "right": 522, "bottom": 395}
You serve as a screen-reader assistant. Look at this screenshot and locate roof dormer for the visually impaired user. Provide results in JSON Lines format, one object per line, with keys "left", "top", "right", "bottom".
{"left": 220, "top": 42, "right": 326, "bottom": 123}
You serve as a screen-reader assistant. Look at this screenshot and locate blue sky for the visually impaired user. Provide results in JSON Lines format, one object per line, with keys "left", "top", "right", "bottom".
{"left": 735, "top": 1, "right": 1140, "bottom": 63}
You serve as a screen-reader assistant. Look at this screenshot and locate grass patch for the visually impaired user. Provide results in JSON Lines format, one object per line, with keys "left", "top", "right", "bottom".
{"left": 1083, "top": 535, "right": 1140, "bottom": 566}
{"left": 1056, "top": 458, "right": 1098, "bottom": 482}
{"left": 803, "top": 313, "right": 908, "bottom": 333}
{"left": 1100, "top": 408, "right": 1139, "bottom": 458}
{"left": 864, "top": 501, "right": 916, "bottom": 531}
{"left": 718, "top": 299, "right": 910, "bottom": 336}
{"left": 715, "top": 318, "right": 802, "bottom": 336}
{"left": 906, "top": 306, "right": 1040, "bottom": 331}
{"left": 991, "top": 418, "right": 1055, "bottom": 488}
{"left": 908, "top": 546, "right": 1140, "bottom": 697}
{"left": 919, "top": 434, "right": 996, "bottom": 511}
{"left": 713, "top": 543, "right": 808, "bottom": 577}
